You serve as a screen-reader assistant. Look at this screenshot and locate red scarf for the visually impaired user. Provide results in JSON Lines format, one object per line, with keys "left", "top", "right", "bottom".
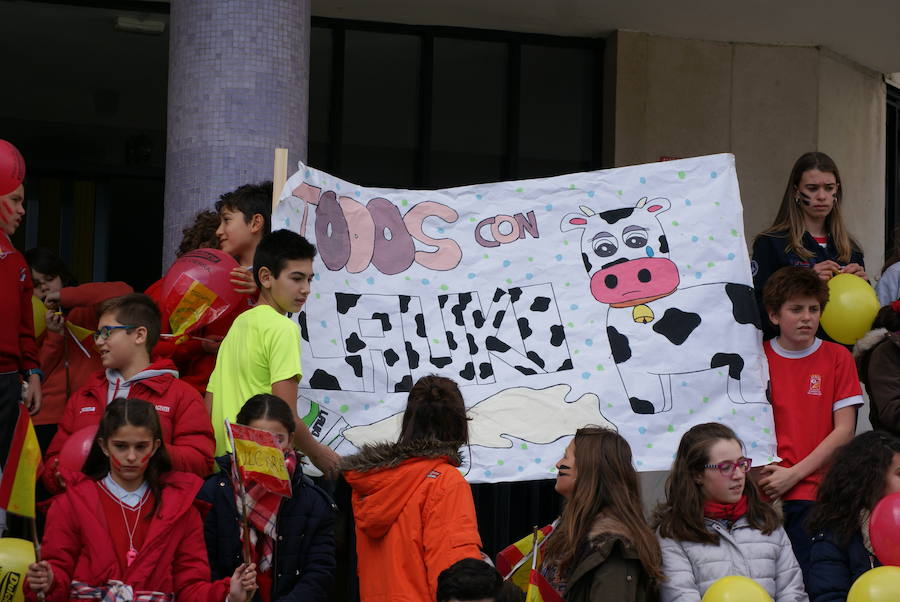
{"left": 703, "top": 495, "right": 748, "bottom": 522}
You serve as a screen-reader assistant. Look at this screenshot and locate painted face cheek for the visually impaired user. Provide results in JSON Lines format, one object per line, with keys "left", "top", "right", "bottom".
{"left": 110, "top": 454, "right": 123, "bottom": 469}
{"left": 138, "top": 450, "right": 153, "bottom": 465}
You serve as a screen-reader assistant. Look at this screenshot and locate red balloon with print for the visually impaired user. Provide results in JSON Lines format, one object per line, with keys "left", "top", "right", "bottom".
{"left": 870, "top": 492, "right": 900, "bottom": 566}
{"left": 0, "top": 139, "right": 25, "bottom": 196}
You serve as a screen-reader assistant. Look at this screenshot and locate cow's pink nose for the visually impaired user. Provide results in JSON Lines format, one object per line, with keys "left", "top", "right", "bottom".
{"left": 590, "top": 257, "right": 679, "bottom": 305}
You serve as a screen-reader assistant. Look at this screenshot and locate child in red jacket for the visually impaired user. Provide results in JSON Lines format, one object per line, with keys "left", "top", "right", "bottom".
{"left": 26, "top": 397, "right": 257, "bottom": 601}
{"left": 42, "top": 293, "right": 215, "bottom": 493}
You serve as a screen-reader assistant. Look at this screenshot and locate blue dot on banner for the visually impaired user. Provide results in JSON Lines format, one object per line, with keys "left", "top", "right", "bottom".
{"left": 323, "top": 396, "right": 331, "bottom": 404}
{"left": 364, "top": 404, "right": 369, "bottom": 410}
{"left": 320, "top": 320, "right": 327, "bottom": 328}
{"left": 468, "top": 273, "right": 476, "bottom": 279}
{"left": 545, "top": 204, "right": 553, "bottom": 211}
{"left": 517, "top": 466, "right": 524, "bottom": 472}
{"left": 585, "top": 339, "right": 593, "bottom": 346}
{"left": 638, "top": 426, "right": 647, "bottom": 434}
{"left": 645, "top": 246, "right": 654, "bottom": 257}
{"left": 502, "top": 260, "right": 511, "bottom": 267}
{"left": 570, "top": 304, "right": 578, "bottom": 310}
{"left": 421, "top": 278, "right": 430, "bottom": 285}
{"left": 314, "top": 273, "right": 321, "bottom": 280}
{"left": 751, "top": 441, "right": 758, "bottom": 448}
{"left": 636, "top": 460, "right": 643, "bottom": 467}
{"left": 681, "top": 381, "right": 688, "bottom": 387}
{"left": 710, "top": 171, "right": 718, "bottom": 179}
{"left": 526, "top": 273, "right": 534, "bottom": 280}
{"left": 366, "top": 277, "right": 375, "bottom": 285}
{"left": 685, "top": 199, "right": 692, "bottom": 206}
{"left": 727, "top": 253, "right": 736, "bottom": 260}
{"left": 437, "top": 227, "right": 445, "bottom": 233}
{"left": 555, "top": 254, "right": 563, "bottom": 261}
{"left": 695, "top": 272, "right": 702, "bottom": 279}
{"left": 691, "top": 236, "right": 699, "bottom": 242}
{"left": 581, "top": 372, "right": 590, "bottom": 379}
{"left": 336, "top": 182, "right": 341, "bottom": 190}
{"left": 304, "top": 169, "right": 311, "bottom": 177}
{"left": 534, "top": 458, "right": 541, "bottom": 464}
{"left": 640, "top": 177, "right": 646, "bottom": 184}
{"left": 354, "top": 191, "right": 361, "bottom": 197}
{"left": 484, "top": 470, "right": 492, "bottom": 477}
{"left": 476, "top": 194, "right": 483, "bottom": 200}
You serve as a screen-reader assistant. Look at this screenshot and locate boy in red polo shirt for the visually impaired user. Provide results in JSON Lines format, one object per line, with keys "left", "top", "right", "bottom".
{"left": 759, "top": 266, "right": 862, "bottom": 582}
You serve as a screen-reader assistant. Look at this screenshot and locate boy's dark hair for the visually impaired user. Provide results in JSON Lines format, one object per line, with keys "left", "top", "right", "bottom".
{"left": 398, "top": 375, "right": 469, "bottom": 448}
{"left": 176, "top": 210, "right": 220, "bottom": 257}
{"left": 436, "top": 558, "right": 501, "bottom": 602}
{"left": 96, "top": 293, "right": 161, "bottom": 353}
{"left": 83, "top": 397, "right": 172, "bottom": 515}
{"left": 24, "top": 247, "right": 78, "bottom": 287}
{"left": 762, "top": 265, "right": 829, "bottom": 315}
{"left": 237, "top": 393, "right": 296, "bottom": 436}
{"left": 252, "top": 229, "right": 317, "bottom": 288}
{"left": 215, "top": 181, "right": 273, "bottom": 235}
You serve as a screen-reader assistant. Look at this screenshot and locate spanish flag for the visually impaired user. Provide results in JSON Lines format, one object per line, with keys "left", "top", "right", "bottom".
{"left": 526, "top": 568, "right": 563, "bottom": 602}
{"left": 496, "top": 521, "right": 557, "bottom": 590}
{"left": 226, "top": 421, "right": 292, "bottom": 498}
{"left": 0, "top": 404, "right": 42, "bottom": 518}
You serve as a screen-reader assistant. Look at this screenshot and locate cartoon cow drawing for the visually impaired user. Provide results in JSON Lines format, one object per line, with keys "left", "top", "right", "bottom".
{"left": 562, "top": 197, "right": 763, "bottom": 414}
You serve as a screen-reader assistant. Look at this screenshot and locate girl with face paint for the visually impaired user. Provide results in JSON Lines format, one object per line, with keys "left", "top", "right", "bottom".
{"left": 751, "top": 152, "right": 867, "bottom": 341}
{"left": 25, "top": 398, "right": 258, "bottom": 601}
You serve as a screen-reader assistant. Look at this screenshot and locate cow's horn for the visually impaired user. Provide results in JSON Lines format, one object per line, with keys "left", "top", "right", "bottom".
{"left": 579, "top": 205, "right": 595, "bottom": 216}
{"left": 636, "top": 197, "right": 648, "bottom": 208}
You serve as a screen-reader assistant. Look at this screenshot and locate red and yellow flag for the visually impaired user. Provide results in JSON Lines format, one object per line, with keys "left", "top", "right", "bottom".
{"left": 0, "top": 404, "right": 42, "bottom": 518}
{"left": 525, "top": 568, "right": 563, "bottom": 602}
{"left": 496, "top": 522, "right": 557, "bottom": 590}
{"left": 226, "top": 421, "right": 292, "bottom": 497}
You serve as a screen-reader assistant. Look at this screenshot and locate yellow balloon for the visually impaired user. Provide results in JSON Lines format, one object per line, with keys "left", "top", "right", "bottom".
{"left": 848, "top": 566, "right": 900, "bottom": 602}
{"left": 0, "top": 537, "right": 36, "bottom": 602}
{"left": 31, "top": 296, "right": 46, "bottom": 338}
{"left": 702, "top": 576, "right": 773, "bottom": 602}
{"left": 820, "top": 273, "right": 880, "bottom": 345}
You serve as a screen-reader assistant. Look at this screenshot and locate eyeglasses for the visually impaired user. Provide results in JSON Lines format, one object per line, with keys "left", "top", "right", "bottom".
{"left": 703, "top": 457, "right": 752, "bottom": 476}
{"left": 93, "top": 325, "right": 136, "bottom": 342}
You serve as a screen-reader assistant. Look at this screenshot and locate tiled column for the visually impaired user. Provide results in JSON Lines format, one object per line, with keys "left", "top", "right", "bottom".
{"left": 163, "top": 0, "right": 309, "bottom": 268}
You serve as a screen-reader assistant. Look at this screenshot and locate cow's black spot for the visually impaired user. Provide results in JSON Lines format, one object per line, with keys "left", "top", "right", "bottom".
{"left": 406, "top": 342, "right": 420, "bottom": 369}
{"left": 493, "top": 288, "right": 506, "bottom": 303}
{"left": 509, "top": 288, "right": 522, "bottom": 304}
{"left": 345, "top": 333, "right": 366, "bottom": 352}
{"left": 459, "top": 292, "right": 472, "bottom": 307}
{"left": 557, "top": 358, "right": 573, "bottom": 371}
{"left": 637, "top": 269, "right": 651, "bottom": 283}
{"left": 383, "top": 349, "right": 400, "bottom": 366}
{"left": 437, "top": 295, "right": 447, "bottom": 309}
{"left": 400, "top": 295, "right": 412, "bottom": 313}
{"left": 459, "top": 362, "right": 476, "bottom": 381}
{"left": 605, "top": 274, "right": 618, "bottom": 289}
{"left": 492, "top": 310, "right": 506, "bottom": 329}
{"left": 298, "top": 312, "right": 308, "bottom": 341}
{"left": 711, "top": 353, "right": 744, "bottom": 380}
{"left": 607, "top": 326, "right": 632, "bottom": 364}
{"left": 486, "top": 336, "right": 511, "bottom": 352}
{"left": 446, "top": 331, "right": 458, "bottom": 351}
{"left": 629, "top": 397, "right": 655, "bottom": 414}
{"left": 658, "top": 235, "right": 669, "bottom": 254}
{"left": 598, "top": 207, "right": 635, "bottom": 224}
{"left": 582, "top": 252, "right": 592, "bottom": 272}
{"left": 336, "top": 293, "right": 361, "bottom": 314}
{"left": 309, "top": 369, "right": 341, "bottom": 390}
{"left": 430, "top": 356, "right": 452, "bottom": 368}
{"left": 345, "top": 355, "right": 363, "bottom": 377}
{"left": 652, "top": 308, "right": 702, "bottom": 345}
{"left": 467, "top": 333, "right": 478, "bottom": 355}
{"left": 394, "top": 375, "right": 413, "bottom": 393}
{"left": 371, "top": 312, "right": 392, "bottom": 332}
{"left": 526, "top": 351, "right": 545, "bottom": 369}
{"left": 479, "top": 362, "right": 494, "bottom": 379}
{"left": 550, "top": 324, "right": 565, "bottom": 347}
{"left": 518, "top": 317, "right": 533, "bottom": 340}
{"left": 515, "top": 366, "right": 538, "bottom": 376}
{"left": 451, "top": 302, "right": 465, "bottom": 326}
{"left": 530, "top": 297, "right": 551, "bottom": 312}
{"left": 726, "top": 283, "right": 762, "bottom": 329}
{"left": 601, "top": 257, "right": 629, "bottom": 270}
{"left": 472, "top": 310, "right": 485, "bottom": 329}
{"left": 415, "top": 313, "right": 426, "bottom": 338}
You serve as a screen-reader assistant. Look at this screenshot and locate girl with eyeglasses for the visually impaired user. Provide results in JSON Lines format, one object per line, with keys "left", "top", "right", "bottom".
{"left": 653, "top": 423, "right": 807, "bottom": 601}
{"left": 806, "top": 431, "right": 900, "bottom": 601}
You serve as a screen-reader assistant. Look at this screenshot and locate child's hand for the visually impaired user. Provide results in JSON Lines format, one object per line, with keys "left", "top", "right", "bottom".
{"left": 230, "top": 267, "right": 258, "bottom": 296}
{"left": 811, "top": 260, "right": 840, "bottom": 281}
{"left": 26, "top": 560, "right": 54, "bottom": 593}
{"left": 52, "top": 458, "right": 67, "bottom": 490}
{"left": 309, "top": 443, "right": 341, "bottom": 479}
{"left": 46, "top": 311, "right": 64, "bottom": 334}
{"left": 43, "top": 291, "right": 61, "bottom": 311}
{"left": 841, "top": 263, "right": 867, "bottom": 280}
{"left": 227, "top": 562, "right": 257, "bottom": 602}
{"left": 24, "top": 374, "right": 42, "bottom": 416}
{"left": 758, "top": 464, "right": 800, "bottom": 500}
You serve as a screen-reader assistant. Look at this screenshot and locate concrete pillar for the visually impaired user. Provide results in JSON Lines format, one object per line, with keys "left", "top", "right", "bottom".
{"left": 164, "top": 0, "right": 310, "bottom": 268}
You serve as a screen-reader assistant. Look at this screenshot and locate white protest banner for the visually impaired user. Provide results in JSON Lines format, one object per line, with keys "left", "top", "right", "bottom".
{"left": 273, "top": 153, "right": 776, "bottom": 483}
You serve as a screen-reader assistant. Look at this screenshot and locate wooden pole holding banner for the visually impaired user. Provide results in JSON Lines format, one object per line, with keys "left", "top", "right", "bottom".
{"left": 272, "top": 148, "right": 289, "bottom": 216}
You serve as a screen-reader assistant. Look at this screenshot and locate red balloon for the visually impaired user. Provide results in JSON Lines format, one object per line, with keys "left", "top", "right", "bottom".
{"left": 160, "top": 248, "right": 243, "bottom": 337}
{"left": 870, "top": 492, "right": 900, "bottom": 565}
{"left": 0, "top": 139, "right": 25, "bottom": 196}
{"left": 59, "top": 425, "right": 98, "bottom": 472}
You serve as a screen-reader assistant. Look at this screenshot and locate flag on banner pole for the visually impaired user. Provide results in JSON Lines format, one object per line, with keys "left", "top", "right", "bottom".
{"left": 0, "top": 404, "right": 42, "bottom": 518}
{"left": 65, "top": 321, "right": 95, "bottom": 358}
{"left": 497, "top": 521, "right": 557, "bottom": 591}
{"left": 226, "top": 421, "right": 292, "bottom": 497}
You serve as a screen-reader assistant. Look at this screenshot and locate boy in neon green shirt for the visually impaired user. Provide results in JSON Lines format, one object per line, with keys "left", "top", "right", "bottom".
{"left": 206, "top": 229, "right": 340, "bottom": 476}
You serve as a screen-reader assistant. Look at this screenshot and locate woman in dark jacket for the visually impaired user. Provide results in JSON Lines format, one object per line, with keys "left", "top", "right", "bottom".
{"left": 541, "top": 427, "right": 663, "bottom": 602}
{"left": 854, "top": 304, "right": 900, "bottom": 437}
{"left": 198, "top": 394, "right": 337, "bottom": 602}
{"left": 807, "top": 431, "right": 900, "bottom": 601}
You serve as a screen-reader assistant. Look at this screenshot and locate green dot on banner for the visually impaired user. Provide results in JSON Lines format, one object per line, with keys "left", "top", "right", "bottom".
{"left": 378, "top": 399, "right": 385, "bottom": 404}
{"left": 763, "top": 428, "right": 771, "bottom": 434}
{"left": 732, "top": 408, "right": 737, "bottom": 414}
{"left": 432, "top": 338, "right": 439, "bottom": 344}
{"left": 567, "top": 322, "right": 574, "bottom": 328}
{"left": 568, "top": 184, "right": 576, "bottom": 189}
{"left": 497, "top": 459, "right": 504, "bottom": 465}
{"left": 469, "top": 217, "right": 477, "bottom": 222}
{"left": 315, "top": 293, "right": 320, "bottom": 299}
{"left": 677, "top": 171, "right": 686, "bottom": 179}
{"left": 708, "top": 235, "right": 714, "bottom": 241}
{"left": 483, "top": 254, "right": 489, "bottom": 259}
{"left": 440, "top": 284, "right": 449, "bottom": 291}
{"left": 506, "top": 278, "right": 512, "bottom": 284}
{"left": 339, "top": 404, "right": 349, "bottom": 412}
{"left": 330, "top": 339, "right": 336, "bottom": 345}
{"left": 672, "top": 221, "right": 679, "bottom": 226}
{"left": 574, "top": 349, "right": 580, "bottom": 354}
{"left": 528, "top": 257, "right": 534, "bottom": 262}
{"left": 646, "top": 443, "right": 653, "bottom": 448}
{"left": 401, "top": 199, "right": 409, "bottom": 207}
{"left": 714, "top": 201, "right": 720, "bottom": 206}
{"left": 520, "top": 443, "right": 528, "bottom": 450}
{"left": 702, "top": 396, "right": 709, "bottom": 403}
{"left": 707, "top": 262, "right": 715, "bottom": 267}
{"left": 617, "top": 190, "right": 623, "bottom": 196}
{"left": 731, "top": 229, "right": 738, "bottom": 237}
{"left": 596, "top": 364, "right": 604, "bottom": 371}
{"left": 565, "top": 282, "right": 571, "bottom": 287}
{"left": 667, "top": 424, "right": 674, "bottom": 432}
{"left": 607, "top": 402, "right": 614, "bottom": 408}
{"left": 515, "top": 187, "right": 524, "bottom": 193}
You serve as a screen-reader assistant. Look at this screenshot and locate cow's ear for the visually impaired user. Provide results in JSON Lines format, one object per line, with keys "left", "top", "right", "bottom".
{"left": 639, "top": 197, "right": 671, "bottom": 214}
{"left": 561, "top": 213, "right": 588, "bottom": 231}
